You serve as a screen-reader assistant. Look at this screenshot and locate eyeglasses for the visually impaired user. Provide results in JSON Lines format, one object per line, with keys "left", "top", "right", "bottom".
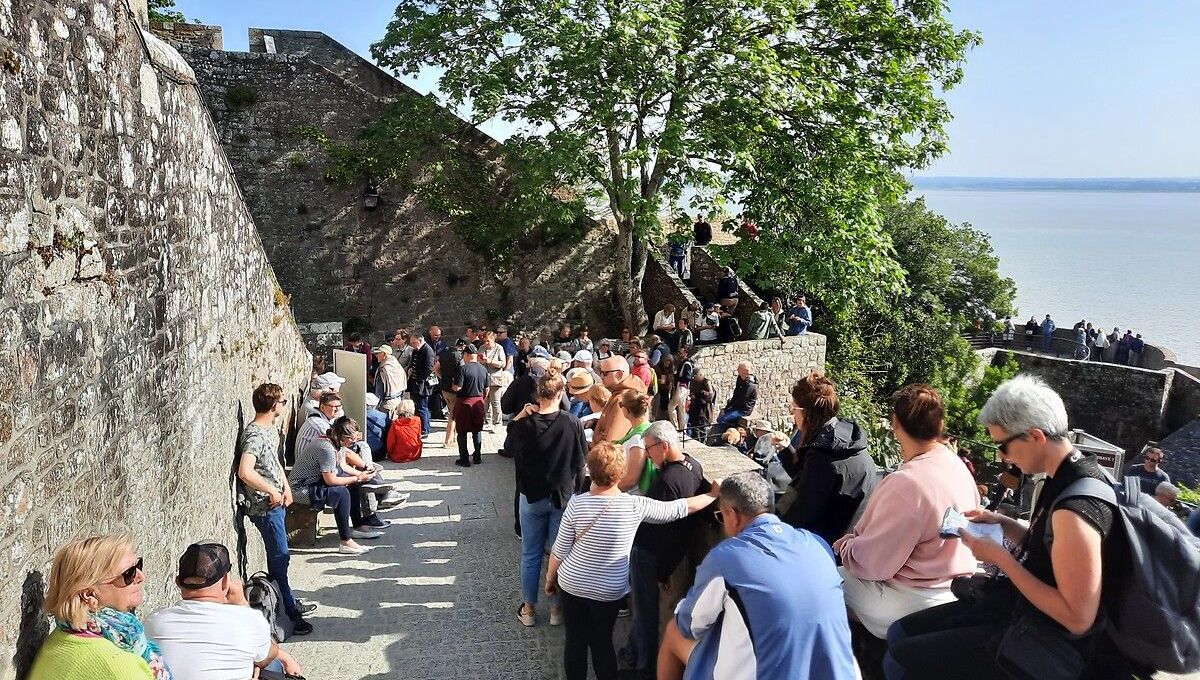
{"left": 109, "top": 558, "right": 143, "bottom": 587}
{"left": 601, "top": 369, "right": 623, "bottom": 376}
{"left": 275, "top": 399, "right": 288, "bottom": 406}
{"left": 713, "top": 510, "right": 725, "bottom": 524}
{"left": 995, "top": 431, "right": 1027, "bottom": 455}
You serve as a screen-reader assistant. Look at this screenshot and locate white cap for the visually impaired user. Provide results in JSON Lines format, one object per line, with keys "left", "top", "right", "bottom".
{"left": 572, "top": 350, "right": 593, "bottom": 363}
{"left": 314, "top": 372, "right": 346, "bottom": 389}
{"left": 556, "top": 350, "right": 573, "bottom": 361}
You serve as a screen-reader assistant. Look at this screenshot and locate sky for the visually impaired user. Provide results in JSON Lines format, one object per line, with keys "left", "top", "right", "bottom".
{"left": 174, "top": 0, "right": 1200, "bottom": 178}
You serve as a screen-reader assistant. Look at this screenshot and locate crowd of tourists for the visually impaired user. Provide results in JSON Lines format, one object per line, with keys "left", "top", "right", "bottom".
{"left": 26, "top": 308, "right": 1197, "bottom": 679}
{"left": 997, "top": 313, "right": 1150, "bottom": 365}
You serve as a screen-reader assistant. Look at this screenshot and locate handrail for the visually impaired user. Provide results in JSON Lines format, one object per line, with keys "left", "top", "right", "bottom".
{"left": 964, "top": 332, "right": 1092, "bottom": 361}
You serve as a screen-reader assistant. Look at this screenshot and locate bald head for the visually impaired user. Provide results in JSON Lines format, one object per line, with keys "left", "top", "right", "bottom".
{"left": 599, "top": 355, "right": 630, "bottom": 387}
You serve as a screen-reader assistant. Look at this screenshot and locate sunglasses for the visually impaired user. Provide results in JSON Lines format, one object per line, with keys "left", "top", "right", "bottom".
{"left": 713, "top": 509, "right": 726, "bottom": 524}
{"left": 995, "top": 431, "right": 1027, "bottom": 455}
{"left": 110, "top": 558, "right": 143, "bottom": 587}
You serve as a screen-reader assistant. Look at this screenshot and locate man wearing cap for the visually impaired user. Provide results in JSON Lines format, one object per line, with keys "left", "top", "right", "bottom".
{"left": 407, "top": 331, "right": 437, "bottom": 436}
{"left": 565, "top": 368, "right": 596, "bottom": 419}
{"left": 146, "top": 543, "right": 304, "bottom": 680}
{"left": 373, "top": 344, "right": 407, "bottom": 415}
{"left": 571, "top": 349, "right": 602, "bottom": 384}
{"left": 593, "top": 355, "right": 648, "bottom": 444}
{"left": 303, "top": 371, "right": 345, "bottom": 419}
{"left": 452, "top": 344, "right": 490, "bottom": 466}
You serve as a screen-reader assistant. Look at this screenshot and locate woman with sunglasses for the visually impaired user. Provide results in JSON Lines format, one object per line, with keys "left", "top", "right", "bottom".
{"left": 30, "top": 532, "right": 170, "bottom": 679}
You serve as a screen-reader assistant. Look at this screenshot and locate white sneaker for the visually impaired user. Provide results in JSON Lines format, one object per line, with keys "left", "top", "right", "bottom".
{"left": 379, "top": 492, "right": 410, "bottom": 510}
{"left": 351, "top": 529, "right": 384, "bottom": 539}
{"left": 549, "top": 608, "right": 563, "bottom": 627}
{"left": 517, "top": 605, "right": 535, "bottom": 627}
{"left": 339, "top": 544, "right": 368, "bottom": 555}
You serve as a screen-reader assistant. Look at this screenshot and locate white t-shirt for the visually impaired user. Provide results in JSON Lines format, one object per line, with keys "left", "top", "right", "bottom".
{"left": 146, "top": 600, "right": 272, "bottom": 680}
{"left": 653, "top": 310, "right": 676, "bottom": 330}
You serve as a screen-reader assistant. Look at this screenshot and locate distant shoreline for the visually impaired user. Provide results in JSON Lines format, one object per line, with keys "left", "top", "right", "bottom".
{"left": 911, "top": 177, "right": 1200, "bottom": 193}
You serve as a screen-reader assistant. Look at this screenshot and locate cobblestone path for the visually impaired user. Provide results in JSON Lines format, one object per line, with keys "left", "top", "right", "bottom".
{"left": 280, "top": 420, "right": 576, "bottom": 680}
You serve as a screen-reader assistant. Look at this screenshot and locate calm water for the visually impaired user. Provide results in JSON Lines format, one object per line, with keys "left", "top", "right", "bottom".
{"left": 911, "top": 184, "right": 1200, "bottom": 364}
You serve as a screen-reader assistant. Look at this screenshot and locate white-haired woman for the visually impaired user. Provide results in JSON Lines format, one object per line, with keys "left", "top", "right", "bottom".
{"left": 885, "top": 375, "right": 1141, "bottom": 680}
{"left": 387, "top": 398, "right": 423, "bottom": 463}
{"left": 30, "top": 533, "right": 168, "bottom": 679}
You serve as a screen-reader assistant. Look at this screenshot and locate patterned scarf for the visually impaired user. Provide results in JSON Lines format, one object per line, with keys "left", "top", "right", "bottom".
{"left": 59, "top": 607, "right": 174, "bottom": 680}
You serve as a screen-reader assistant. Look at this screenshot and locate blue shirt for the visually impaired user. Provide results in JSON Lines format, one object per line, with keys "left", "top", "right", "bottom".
{"left": 364, "top": 407, "right": 389, "bottom": 458}
{"left": 786, "top": 305, "right": 812, "bottom": 336}
{"left": 676, "top": 515, "right": 856, "bottom": 680}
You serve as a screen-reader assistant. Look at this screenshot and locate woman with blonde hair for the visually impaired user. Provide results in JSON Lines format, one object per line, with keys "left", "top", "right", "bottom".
{"left": 30, "top": 533, "right": 169, "bottom": 679}
{"left": 547, "top": 441, "right": 718, "bottom": 680}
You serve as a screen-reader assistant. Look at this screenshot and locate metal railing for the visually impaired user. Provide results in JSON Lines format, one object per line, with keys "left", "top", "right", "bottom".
{"left": 963, "top": 332, "right": 1092, "bottom": 361}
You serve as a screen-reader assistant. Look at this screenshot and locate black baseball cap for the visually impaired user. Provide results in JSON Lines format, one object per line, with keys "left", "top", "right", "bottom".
{"left": 177, "top": 543, "right": 232, "bottom": 589}
{"left": 464, "top": 343, "right": 479, "bottom": 355}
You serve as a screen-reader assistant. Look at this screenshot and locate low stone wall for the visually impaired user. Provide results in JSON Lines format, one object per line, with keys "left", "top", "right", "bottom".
{"left": 691, "top": 335, "right": 827, "bottom": 428}
{"left": 1, "top": 3, "right": 310, "bottom": 675}
{"left": 149, "top": 21, "right": 224, "bottom": 50}
{"left": 1166, "top": 370, "right": 1200, "bottom": 435}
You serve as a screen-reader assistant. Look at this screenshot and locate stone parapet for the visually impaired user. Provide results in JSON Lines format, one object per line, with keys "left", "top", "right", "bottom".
{"left": 691, "top": 335, "right": 827, "bottom": 428}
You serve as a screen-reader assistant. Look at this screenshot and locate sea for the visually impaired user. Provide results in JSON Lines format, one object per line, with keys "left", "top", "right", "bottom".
{"left": 909, "top": 178, "right": 1200, "bottom": 365}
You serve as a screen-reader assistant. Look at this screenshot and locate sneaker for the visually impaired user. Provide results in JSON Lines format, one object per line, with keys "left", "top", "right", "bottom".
{"left": 549, "top": 607, "right": 563, "bottom": 627}
{"left": 362, "top": 515, "right": 389, "bottom": 529}
{"left": 292, "top": 618, "right": 314, "bottom": 636}
{"left": 296, "top": 600, "right": 318, "bottom": 615}
{"left": 455, "top": 459, "right": 471, "bottom": 468}
{"left": 351, "top": 529, "right": 384, "bottom": 539}
{"left": 378, "top": 491, "right": 410, "bottom": 510}
{"left": 472, "top": 453, "right": 482, "bottom": 464}
{"left": 359, "top": 482, "right": 394, "bottom": 494}
{"left": 338, "top": 543, "right": 368, "bottom": 555}
{"left": 517, "top": 605, "right": 535, "bottom": 627}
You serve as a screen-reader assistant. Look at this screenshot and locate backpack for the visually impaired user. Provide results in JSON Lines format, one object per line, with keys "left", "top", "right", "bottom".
{"left": 245, "top": 571, "right": 295, "bottom": 642}
{"left": 1046, "top": 474, "right": 1200, "bottom": 673}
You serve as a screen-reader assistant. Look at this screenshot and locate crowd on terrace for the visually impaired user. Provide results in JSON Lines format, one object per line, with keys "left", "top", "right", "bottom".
{"left": 25, "top": 300, "right": 1198, "bottom": 680}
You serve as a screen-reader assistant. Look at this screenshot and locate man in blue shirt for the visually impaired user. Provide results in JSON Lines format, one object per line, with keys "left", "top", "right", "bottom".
{"left": 1040, "top": 314, "right": 1056, "bottom": 352}
{"left": 785, "top": 295, "right": 812, "bottom": 336}
{"left": 658, "top": 473, "right": 857, "bottom": 680}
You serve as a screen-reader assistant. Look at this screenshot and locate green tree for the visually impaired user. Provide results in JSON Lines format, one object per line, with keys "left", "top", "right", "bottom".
{"left": 373, "top": 0, "right": 978, "bottom": 331}
{"left": 148, "top": 0, "right": 187, "bottom": 23}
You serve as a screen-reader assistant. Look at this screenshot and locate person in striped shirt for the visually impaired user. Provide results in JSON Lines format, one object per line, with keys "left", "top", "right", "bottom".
{"left": 546, "top": 441, "right": 719, "bottom": 680}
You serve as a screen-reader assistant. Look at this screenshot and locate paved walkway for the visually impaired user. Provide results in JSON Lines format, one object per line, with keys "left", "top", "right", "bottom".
{"left": 281, "top": 420, "right": 581, "bottom": 680}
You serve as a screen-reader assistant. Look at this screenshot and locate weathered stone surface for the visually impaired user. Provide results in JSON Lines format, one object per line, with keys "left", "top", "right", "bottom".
{"left": 0, "top": 2, "right": 310, "bottom": 676}
{"left": 172, "top": 29, "right": 622, "bottom": 338}
{"left": 692, "top": 335, "right": 827, "bottom": 428}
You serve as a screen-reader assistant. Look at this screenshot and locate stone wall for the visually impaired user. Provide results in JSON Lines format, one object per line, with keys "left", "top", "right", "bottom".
{"left": 691, "top": 335, "right": 827, "bottom": 428}
{"left": 989, "top": 351, "right": 1171, "bottom": 456}
{"left": 0, "top": 2, "right": 310, "bottom": 676}
{"left": 1166, "top": 370, "right": 1200, "bottom": 435}
{"left": 148, "top": 21, "right": 224, "bottom": 50}
{"left": 172, "top": 29, "right": 623, "bottom": 339}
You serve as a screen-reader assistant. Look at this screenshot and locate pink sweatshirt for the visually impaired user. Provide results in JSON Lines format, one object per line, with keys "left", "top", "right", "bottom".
{"left": 838, "top": 445, "right": 979, "bottom": 588}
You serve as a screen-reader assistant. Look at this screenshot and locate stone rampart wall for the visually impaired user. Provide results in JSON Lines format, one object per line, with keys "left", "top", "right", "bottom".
{"left": 176, "top": 34, "right": 623, "bottom": 338}
{"left": 643, "top": 251, "right": 699, "bottom": 327}
{"left": 0, "top": 2, "right": 310, "bottom": 675}
{"left": 691, "top": 335, "right": 826, "bottom": 428}
{"left": 989, "top": 351, "right": 1170, "bottom": 456}
{"left": 148, "top": 21, "right": 223, "bottom": 50}
{"left": 1166, "top": 370, "right": 1200, "bottom": 435}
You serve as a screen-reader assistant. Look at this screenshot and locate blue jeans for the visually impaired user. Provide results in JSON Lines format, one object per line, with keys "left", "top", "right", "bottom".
{"left": 411, "top": 391, "right": 431, "bottom": 434}
{"left": 248, "top": 507, "right": 299, "bottom": 620}
{"left": 668, "top": 255, "right": 686, "bottom": 277}
{"left": 712, "top": 409, "right": 744, "bottom": 437}
{"left": 519, "top": 494, "right": 562, "bottom": 606}
{"left": 626, "top": 546, "right": 660, "bottom": 673}
{"left": 1041, "top": 334, "right": 1052, "bottom": 351}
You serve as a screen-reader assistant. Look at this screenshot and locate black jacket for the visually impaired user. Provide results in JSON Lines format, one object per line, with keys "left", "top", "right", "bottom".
{"left": 508, "top": 411, "right": 588, "bottom": 508}
{"left": 724, "top": 376, "right": 758, "bottom": 414}
{"left": 780, "top": 417, "right": 878, "bottom": 547}
{"left": 409, "top": 342, "right": 436, "bottom": 396}
{"left": 501, "top": 364, "right": 569, "bottom": 414}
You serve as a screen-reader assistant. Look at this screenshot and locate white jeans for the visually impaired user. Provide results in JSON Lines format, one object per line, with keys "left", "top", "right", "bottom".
{"left": 669, "top": 385, "right": 688, "bottom": 431}
{"left": 839, "top": 567, "right": 958, "bottom": 638}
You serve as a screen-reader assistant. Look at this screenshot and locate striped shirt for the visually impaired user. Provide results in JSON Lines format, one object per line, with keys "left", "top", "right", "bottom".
{"left": 295, "top": 412, "right": 331, "bottom": 457}
{"left": 552, "top": 492, "right": 689, "bottom": 602}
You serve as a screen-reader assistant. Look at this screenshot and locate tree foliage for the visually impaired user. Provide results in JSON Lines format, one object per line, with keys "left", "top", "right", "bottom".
{"left": 373, "top": 0, "right": 978, "bottom": 330}
{"left": 148, "top": 0, "right": 187, "bottom": 23}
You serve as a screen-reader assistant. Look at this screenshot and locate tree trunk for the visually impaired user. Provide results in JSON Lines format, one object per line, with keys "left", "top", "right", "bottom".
{"left": 613, "top": 219, "right": 650, "bottom": 333}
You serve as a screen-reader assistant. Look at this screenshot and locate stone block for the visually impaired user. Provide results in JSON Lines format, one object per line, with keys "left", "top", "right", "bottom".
{"left": 285, "top": 503, "right": 319, "bottom": 548}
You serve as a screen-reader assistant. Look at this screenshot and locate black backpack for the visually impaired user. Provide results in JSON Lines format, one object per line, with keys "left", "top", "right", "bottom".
{"left": 1046, "top": 474, "right": 1200, "bottom": 673}
{"left": 245, "top": 571, "right": 295, "bottom": 642}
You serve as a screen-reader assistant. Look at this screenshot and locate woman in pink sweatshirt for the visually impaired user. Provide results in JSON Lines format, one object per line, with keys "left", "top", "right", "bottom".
{"left": 831, "top": 384, "right": 979, "bottom": 639}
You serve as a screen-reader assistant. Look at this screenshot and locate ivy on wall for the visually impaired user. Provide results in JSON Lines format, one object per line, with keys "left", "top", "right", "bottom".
{"left": 297, "top": 95, "right": 589, "bottom": 265}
